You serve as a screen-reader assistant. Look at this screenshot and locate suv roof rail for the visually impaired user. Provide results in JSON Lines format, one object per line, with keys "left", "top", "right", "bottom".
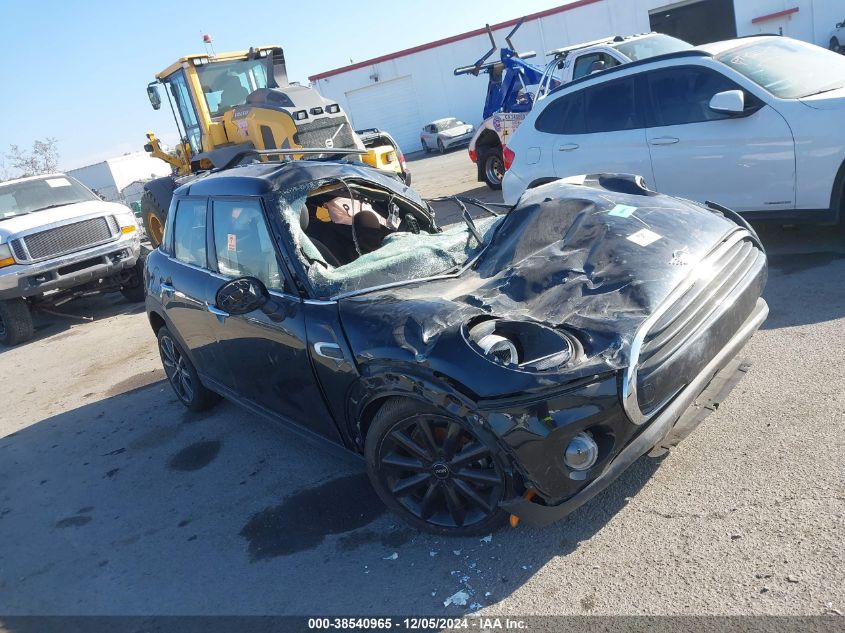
{"left": 545, "top": 32, "right": 657, "bottom": 58}
{"left": 216, "top": 147, "right": 366, "bottom": 172}
{"left": 547, "top": 49, "right": 713, "bottom": 96}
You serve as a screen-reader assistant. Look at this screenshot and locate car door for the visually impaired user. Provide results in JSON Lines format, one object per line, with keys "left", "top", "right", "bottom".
{"left": 156, "top": 197, "right": 232, "bottom": 387}
{"left": 205, "top": 196, "right": 342, "bottom": 441}
{"left": 643, "top": 64, "right": 795, "bottom": 212}
{"left": 547, "top": 75, "right": 654, "bottom": 184}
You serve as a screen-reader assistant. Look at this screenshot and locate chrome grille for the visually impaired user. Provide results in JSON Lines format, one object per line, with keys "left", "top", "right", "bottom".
{"left": 624, "top": 230, "right": 766, "bottom": 422}
{"left": 10, "top": 239, "right": 26, "bottom": 260}
{"left": 17, "top": 217, "right": 118, "bottom": 261}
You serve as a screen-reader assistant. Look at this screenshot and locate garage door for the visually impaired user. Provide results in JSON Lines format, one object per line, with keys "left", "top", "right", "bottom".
{"left": 345, "top": 76, "right": 421, "bottom": 154}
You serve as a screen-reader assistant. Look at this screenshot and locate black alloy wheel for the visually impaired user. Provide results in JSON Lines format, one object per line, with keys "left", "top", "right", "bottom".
{"left": 366, "top": 399, "right": 510, "bottom": 535}
{"left": 156, "top": 327, "right": 219, "bottom": 412}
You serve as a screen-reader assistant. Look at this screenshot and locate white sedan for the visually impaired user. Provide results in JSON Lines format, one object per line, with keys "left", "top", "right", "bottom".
{"left": 420, "top": 118, "right": 475, "bottom": 153}
{"left": 502, "top": 36, "right": 845, "bottom": 223}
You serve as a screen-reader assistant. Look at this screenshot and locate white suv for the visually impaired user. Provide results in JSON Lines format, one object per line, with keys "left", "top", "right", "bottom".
{"left": 502, "top": 36, "right": 845, "bottom": 223}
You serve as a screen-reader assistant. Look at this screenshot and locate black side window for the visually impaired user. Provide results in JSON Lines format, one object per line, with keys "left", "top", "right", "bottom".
{"left": 583, "top": 76, "right": 641, "bottom": 133}
{"left": 647, "top": 66, "right": 755, "bottom": 127}
{"left": 572, "top": 52, "right": 620, "bottom": 80}
{"left": 172, "top": 199, "right": 208, "bottom": 267}
{"left": 535, "top": 91, "right": 585, "bottom": 134}
{"left": 211, "top": 199, "right": 285, "bottom": 291}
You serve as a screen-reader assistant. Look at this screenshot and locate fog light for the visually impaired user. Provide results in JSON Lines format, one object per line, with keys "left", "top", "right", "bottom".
{"left": 564, "top": 432, "right": 598, "bottom": 471}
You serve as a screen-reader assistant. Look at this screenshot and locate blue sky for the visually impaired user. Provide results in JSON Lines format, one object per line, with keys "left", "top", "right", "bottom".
{"left": 0, "top": 0, "right": 566, "bottom": 172}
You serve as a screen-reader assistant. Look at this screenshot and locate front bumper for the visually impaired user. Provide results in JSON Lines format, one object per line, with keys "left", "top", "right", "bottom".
{"left": 0, "top": 234, "right": 140, "bottom": 300}
{"left": 442, "top": 133, "right": 474, "bottom": 149}
{"left": 500, "top": 297, "right": 768, "bottom": 527}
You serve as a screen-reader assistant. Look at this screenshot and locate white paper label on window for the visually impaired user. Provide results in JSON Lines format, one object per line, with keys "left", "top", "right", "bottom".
{"left": 45, "top": 177, "right": 72, "bottom": 188}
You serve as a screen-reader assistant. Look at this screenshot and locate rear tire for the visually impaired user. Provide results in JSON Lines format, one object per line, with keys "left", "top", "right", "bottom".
{"left": 831, "top": 37, "right": 841, "bottom": 53}
{"left": 0, "top": 298, "right": 34, "bottom": 346}
{"left": 421, "top": 140, "right": 430, "bottom": 154}
{"left": 479, "top": 147, "right": 504, "bottom": 190}
{"left": 365, "top": 398, "right": 511, "bottom": 536}
{"left": 157, "top": 327, "right": 220, "bottom": 412}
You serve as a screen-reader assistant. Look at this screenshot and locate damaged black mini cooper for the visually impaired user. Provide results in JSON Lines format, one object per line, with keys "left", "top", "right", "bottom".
{"left": 145, "top": 157, "right": 768, "bottom": 536}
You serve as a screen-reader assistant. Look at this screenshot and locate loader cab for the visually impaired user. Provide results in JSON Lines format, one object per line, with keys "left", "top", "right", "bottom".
{"left": 147, "top": 46, "right": 287, "bottom": 158}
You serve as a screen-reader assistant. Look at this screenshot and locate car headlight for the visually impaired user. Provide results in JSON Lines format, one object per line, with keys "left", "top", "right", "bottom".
{"left": 0, "top": 243, "right": 15, "bottom": 268}
{"left": 464, "top": 318, "right": 576, "bottom": 370}
{"left": 116, "top": 212, "right": 138, "bottom": 235}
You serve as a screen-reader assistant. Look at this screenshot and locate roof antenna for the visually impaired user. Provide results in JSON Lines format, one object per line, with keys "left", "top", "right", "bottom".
{"left": 202, "top": 32, "right": 217, "bottom": 58}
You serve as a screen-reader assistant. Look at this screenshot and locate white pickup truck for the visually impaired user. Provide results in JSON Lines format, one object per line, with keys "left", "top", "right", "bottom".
{"left": 0, "top": 173, "right": 144, "bottom": 345}
{"left": 469, "top": 32, "right": 691, "bottom": 189}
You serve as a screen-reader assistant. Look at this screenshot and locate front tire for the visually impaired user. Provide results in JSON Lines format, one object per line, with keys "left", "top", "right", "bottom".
{"left": 120, "top": 254, "right": 146, "bottom": 303}
{"left": 157, "top": 327, "right": 219, "bottom": 412}
{"left": 479, "top": 147, "right": 504, "bottom": 190}
{"left": 437, "top": 138, "right": 446, "bottom": 154}
{"left": 0, "top": 298, "right": 34, "bottom": 346}
{"left": 365, "top": 398, "right": 511, "bottom": 536}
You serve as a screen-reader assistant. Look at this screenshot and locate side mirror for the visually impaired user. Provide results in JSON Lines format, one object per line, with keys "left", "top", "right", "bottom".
{"left": 709, "top": 89, "right": 745, "bottom": 115}
{"left": 215, "top": 277, "right": 269, "bottom": 315}
{"left": 147, "top": 84, "right": 162, "bottom": 111}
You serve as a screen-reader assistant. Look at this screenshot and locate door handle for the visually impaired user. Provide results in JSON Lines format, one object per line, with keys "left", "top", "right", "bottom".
{"left": 557, "top": 143, "right": 579, "bottom": 151}
{"left": 206, "top": 302, "right": 229, "bottom": 322}
{"left": 648, "top": 136, "right": 680, "bottom": 145}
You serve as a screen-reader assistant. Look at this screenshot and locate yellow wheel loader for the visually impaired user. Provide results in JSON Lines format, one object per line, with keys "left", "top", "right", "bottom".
{"left": 141, "top": 45, "right": 410, "bottom": 247}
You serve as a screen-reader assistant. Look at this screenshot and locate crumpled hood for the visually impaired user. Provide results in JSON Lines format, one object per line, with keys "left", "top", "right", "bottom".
{"left": 338, "top": 175, "right": 748, "bottom": 396}
{"left": 0, "top": 200, "right": 131, "bottom": 241}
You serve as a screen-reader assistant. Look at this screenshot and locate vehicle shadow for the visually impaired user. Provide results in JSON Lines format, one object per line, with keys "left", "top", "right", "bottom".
{"left": 752, "top": 222, "right": 845, "bottom": 330}
{"left": 0, "top": 377, "right": 662, "bottom": 616}
{"left": 0, "top": 294, "right": 144, "bottom": 355}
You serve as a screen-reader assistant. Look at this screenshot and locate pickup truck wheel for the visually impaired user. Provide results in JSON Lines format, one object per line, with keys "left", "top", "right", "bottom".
{"left": 479, "top": 147, "right": 504, "bottom": 190}
{"left": 0, "top": 298, "right": 34, "bottom": 346}
{"left": 365, "top": 398, "right": 511, "bottom": 536}
{"left": 120, "top": 256, "right": 146, "bottom": 303}
{"left": 157, "top": 327, "right": 220, "bottom": 412}
{"left": 141, "top": 190, "right": 167, "bottom": 248}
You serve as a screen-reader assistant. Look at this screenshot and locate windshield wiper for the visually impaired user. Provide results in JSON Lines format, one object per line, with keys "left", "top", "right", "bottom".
{"left": 801, "top": 86, "right": 843, "bottom": 97}
{"left": 452, "top": 197, "right": 484, "bottom": 246}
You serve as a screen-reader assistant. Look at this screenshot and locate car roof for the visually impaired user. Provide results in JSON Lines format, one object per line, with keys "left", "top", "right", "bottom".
{"left": 430, "top": 117, "right": 457, "bottom": 124}
{"left": 545, "top": 49, "right": 712, "bottom": 97}
{"left": 697, "top": 35, "right": 780, "bottom": 56}
{"left": 176, "top": 159, "right": 423, "bottom": 204}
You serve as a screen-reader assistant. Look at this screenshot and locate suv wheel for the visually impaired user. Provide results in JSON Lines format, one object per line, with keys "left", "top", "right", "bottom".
{"left": 0, "top": 298, "right": 34, "bottom": 346}
{"left": 157, "top": 327, "right": 220, "bottom": 411}
{"left": 365, "top": 398, "right": 511, "bottom": 536}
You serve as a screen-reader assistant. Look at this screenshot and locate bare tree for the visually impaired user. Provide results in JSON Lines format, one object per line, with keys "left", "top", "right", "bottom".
{"left": 6, "top": 137, "right": 60, "bottom": 177}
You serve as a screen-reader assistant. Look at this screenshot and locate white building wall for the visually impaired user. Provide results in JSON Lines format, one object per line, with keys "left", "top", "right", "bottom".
{"left": 312, "top": 0, "right": 842, "bottom": 153}
{"left": 68, "top": 152, "right": 171, "bottom": 202}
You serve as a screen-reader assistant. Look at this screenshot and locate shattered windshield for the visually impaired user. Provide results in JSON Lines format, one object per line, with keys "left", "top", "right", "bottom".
{"left": 0, "top": 176, "right": 98, "bottom": 221}
{"left": 273, "top": 179, "right": 502, "bottom": 299}
{"left": 434, "top": 119, "right": 463, "bottom": 131}
{"left": 717, "top": 38, "right": 845, "bottom": 99}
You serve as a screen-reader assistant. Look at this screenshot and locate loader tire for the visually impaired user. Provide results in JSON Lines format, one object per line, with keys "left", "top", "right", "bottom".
{"left": 141, "top": 190, "right": 167, "bottom": 248}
